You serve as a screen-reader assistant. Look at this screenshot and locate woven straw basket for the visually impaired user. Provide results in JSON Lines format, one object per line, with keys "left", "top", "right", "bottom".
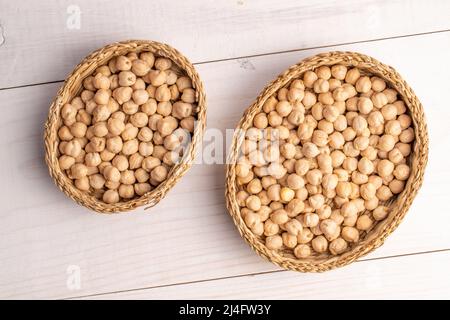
{"left": 44, "top": 40, "right": 206, "bottom": 213}
{"left": 225, "top": 51, "right": 428, "bottom": 272}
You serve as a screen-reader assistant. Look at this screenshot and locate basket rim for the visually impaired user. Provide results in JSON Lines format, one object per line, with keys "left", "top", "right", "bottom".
{"left": 44, "top": 39, "right": 207, "bottom": 213}
{"left": 225, "top": 50, "right": 429, "bottom": 272}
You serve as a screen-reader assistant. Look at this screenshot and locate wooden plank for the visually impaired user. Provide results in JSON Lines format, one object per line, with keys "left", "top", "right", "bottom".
{"left": 86, "top": 251, "right": 450, "bottom": 299}
{"left": 1, "top": 0, "right": 450, "bottom": 88}
{"left": 0, "top": 31, "right": 449, "bottom": 299}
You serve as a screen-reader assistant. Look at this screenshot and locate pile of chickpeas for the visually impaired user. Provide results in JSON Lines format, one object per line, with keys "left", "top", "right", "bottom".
{"left": 57, "top": 51, "right": 196, "bottom": 204}
{"left": 236, "top": 65, "right": 414, "bottom": 257}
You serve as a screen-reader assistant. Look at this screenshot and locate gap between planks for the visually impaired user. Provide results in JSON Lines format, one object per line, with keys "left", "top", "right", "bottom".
{"left": 0, "top": 29, "right": 449, "bottom": 92}
{"left": 65, "top": 248, "right": 450, "bottom": 300}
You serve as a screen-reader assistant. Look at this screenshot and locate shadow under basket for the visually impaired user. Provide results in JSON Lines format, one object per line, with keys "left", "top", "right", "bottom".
{"left": 225, "top": 51, "right": 428, "bottom": 272}
{"left": 44, "top": 40, "right": 207, "bottom": 213}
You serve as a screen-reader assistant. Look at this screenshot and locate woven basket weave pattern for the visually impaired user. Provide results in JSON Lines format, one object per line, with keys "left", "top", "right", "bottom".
{"left": 225, "top": 51, "right": 428, "bottom": 272}
{"left": 44, "top": 40, "right": 207, "bottom": 213}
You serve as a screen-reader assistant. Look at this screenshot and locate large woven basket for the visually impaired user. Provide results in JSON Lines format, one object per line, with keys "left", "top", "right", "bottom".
{"left": 225, "top": 51, "right": 428, "bottom": 272}
{"left": 44, "top": 40, "right": 207, "bottom": 213}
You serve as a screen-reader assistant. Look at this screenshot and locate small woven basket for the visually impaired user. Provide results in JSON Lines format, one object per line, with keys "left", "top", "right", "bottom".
{"left": 44, "top": 40, "right": 206, "bottom": 213}
{"left": 225, "top": 51, "right": 428, "bottom": 272}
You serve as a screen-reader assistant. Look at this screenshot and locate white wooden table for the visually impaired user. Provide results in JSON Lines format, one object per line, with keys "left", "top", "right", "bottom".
{"left": 1, "top": 0, "right": 449, "bottom": 299}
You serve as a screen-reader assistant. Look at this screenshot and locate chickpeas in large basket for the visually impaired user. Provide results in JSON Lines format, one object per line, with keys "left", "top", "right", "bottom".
{"left": 226, "top": 51, "right": 428, "bottom": 272}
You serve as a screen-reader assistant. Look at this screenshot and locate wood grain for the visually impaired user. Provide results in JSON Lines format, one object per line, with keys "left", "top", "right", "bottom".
{"left": 0, "top": 31, "right": 449, "bottom": 299}
{"left": 1, "top": 0, "right": 450, "bottom": 88}
{"left": 84, "top": 251, "right": 450, "bottom": 299}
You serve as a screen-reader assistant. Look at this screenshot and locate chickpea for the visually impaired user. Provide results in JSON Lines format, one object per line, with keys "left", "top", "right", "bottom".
{"left": 356, "top": 215, "right": 373, "bottom": 231}
{"left": 266, "top": 235, "right": 283, "bottom": 250}
{"left": 61, "top": 103, "right": 78, "bottom": 121}
{"left": 302, "top": 91, "right": 317, "bottom": 108}
{"left": 342, "top": 158, "right": 357, "bottom": 172}
{"left": 172, "top": 102, "right": 192, "bottom": 119}
{"left": 135, "top": 183, "right": 152, "bottom": 196}
{"left": 329, "top": 151, "right": 344, "bottom": 168}
{"left": 385, "top": 120, "right": 402, "bottom": 136}
{"left": 103, "top": 165, "right": 121, "bottom": 182}
{"left": 398, "top": 114, "right": 412, "bottom": 129}
{"left": 311, "top": 235, "right": 328, "bottom": 253}
{"left": 320, "top": 219, "right": 340, "bottom": 241}
{"left": 295, "top": 228, "right": 312, "bottom": 244}
{"left": 396, "top": 142, "right": 411, "bottom": 157}
{"left": 130, "top": 59, "right": 149, "bottom": 76}
{"left": 360, "top": 182, "right": 376, "bottom": 200}
{"left": 317, "top": 154, "right": 332, "bottom": 173}
{"left": 150, "top": 165, "right": 168, "bottom": 183}
{"left": 287, "top": 88, "right": 305, "bottom": 103}
{"left": 332, "top": 114, "right": 346, "bottom": 131}
{"left": 302, "top": 142, "right": 320, "bottom": 159}
{"left": 172, "top": 76, "right": 191, "bottom": 92}
{"left": 329, "top": 238, "right": 348, "bottom": 255}
{"left": 262, "top": 219, "right": 278, "bottom": 237}
{"left": 334, "top": 169, "right": 349, "bottom": 182}
{"left": 282, "top": 232, "right": 298, "bottom": 248}
{"left": 103, "top": 190, "right": 119, "bottom": 204}
{"left": 279, "top": 143, "right": 295, "bottom": 160}
{"left": 84, "top": 152, "right": 101, "bottom": 167}
{"left": 303, "top": 71, "right": 318, "bottom": 88}
{"left": 58, "top": 126, "right": 74, "bottom": 141}
{"left": 336, "top": 181, "right": 351, "bottom": 198}
{"left": 264, "top": 209, "right": 285, "bottom": 226}
{"left": 100, "top": 149, "right": 115, "bottom": 162}
{"left": 393, "top": 163, "right": 410, "bottom": 180}
{"left": 389, "top": 179, "right": 405, "bottom": 194}
{"left": 112, "top": 87, "right": 132, "bottom": 105}
{"left": 377, "top": 159, "right": 394, "bottom": 177}
{"left": 351, "top": 171, "right": 368, "bottom": 185}
{"left": 373, "top": 206, "right": 390, "bottom": 221}
{"left": 309, "top": 129, "right": 326, "bottom": 147}
{"left": 360, "top": 195, "right": 376, "bottom": 210}
{"left": 279, "top": 187, "right": 294, "bottom": 203}
{"left": 399, "top": 127, "right": 414, "bottom": 144}
{"left": 313, "top": 78, "right": 329, "bottom": 94}
{"left": 286, "top": 173, "right": 304, "bottom": 190}
{"left": 357, "top": 157, "right": 374, "bottom": 175}
{"left": 146, "top": 70, "right": 166, "bottom": 87}
{"left": 59, "top": 155, "right": 75, "bottom": 170}
{"left": 319, "top": 105, "right": 337, "bottom": 123}
{"left": 105, "top": 180, "right": 120, "bottom": 190}
{"left": 64, "top": 140, "right": 81, "bottom": 158}
{"left": 77, "top": 109, "right": 92, "bottom": 126}
{"left": 89, "top": 173, "right": 106, "bottom": 189}
{"left": 352, "top": 115, "right": 367, "bottom": 134}
{"left": 302, "top": 213, "right": 319, "bottom": 228}
{"left": 69, "top": 163, "right": 87, "bottom": 179}
{"left": 376, "top": 185, "right": 393, "bottom": 201}
{"left": 118, "top": 184, "right": 134, "bottom": 199}
{"left": 294, "top": 244, "right": 311, "bottom": 258}
{"left": 329, "top": 64, "right": 346, "bottom": 80}
{"left": 306, "top": 169, "right": 322, "bottom": 186}
{"left": 120, "top": 170, "right": 136, "bottom": 185}
{"left": 179, "top": 88, "right": 195, "bottom": 104}
{"left": 340, "top": 200, "right": 357, "bottom": 216}
{"left": 340, "top": 128, "right": 354, "bottom": 143}
{"left": 355, "top": 76, "right": 371, "bottom": 93}
{"left": 342, "top": 209, "right": 357, "bottom": 226}
{"left": 344, "top": 68, "right": 360, "bottom": 84}
{"left": 378, "top": 134, "right": 396, "bottom": 152}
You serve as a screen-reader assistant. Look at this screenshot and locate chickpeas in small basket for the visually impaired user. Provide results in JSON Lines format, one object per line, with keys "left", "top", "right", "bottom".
{"left": 44, "top": 40, "right": 206, "bottom": 213}
{"left": 226, "top": 51, "right": 428, "bottom": 272}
